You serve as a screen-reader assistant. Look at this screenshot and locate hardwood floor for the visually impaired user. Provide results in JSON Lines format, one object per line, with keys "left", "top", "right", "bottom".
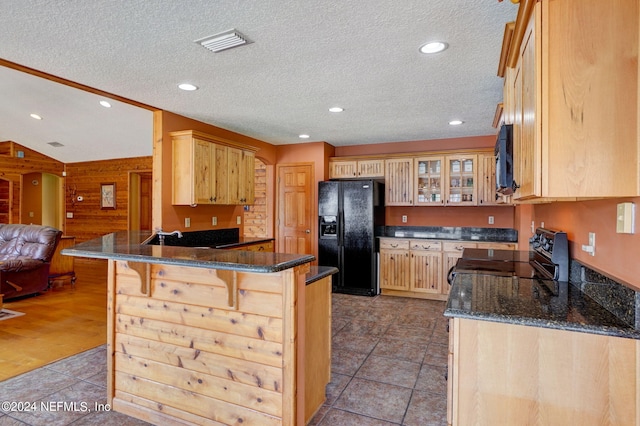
{"left": 0, "top": 258, "right": 108, "bottom": 381}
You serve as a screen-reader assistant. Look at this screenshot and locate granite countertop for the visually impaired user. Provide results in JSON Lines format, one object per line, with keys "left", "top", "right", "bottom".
{"left": 306, "top": 266, "right": 338, "bottom": 285}
{"left": 214, "top": 236, "right": 274, "bottom": 249}
{"left": 378, "top": 226, "right": 518, "bottom": 243}
{"left": 444, "top": 273, "right": 640, "bottom": 339}
{"left": 61, "top": 231, "right": 314, "bottom": 273}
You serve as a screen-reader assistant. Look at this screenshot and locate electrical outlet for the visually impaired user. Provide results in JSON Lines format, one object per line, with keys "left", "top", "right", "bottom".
{"left": 488, "top": 216, "right": 494, "bottom": 225}
{"left": 582, "top": 232, "right": 596, "bottom": 256}
{"left": 212, "top": 216, "right": 217, "bottom": 226}
{"left": 185, "top": 217, "right": 191, "bottom": 228}
{"left": 66, "top": 212, "right": 73, "bottom": 219}
{"left": 402, "top": 215, "right": 407, "bottom": 223}
{"left": 236, "top": 215, "right": 242, "bottom": 225}
{"left": 531, "top": 221, "right": 535, "bottom": 233}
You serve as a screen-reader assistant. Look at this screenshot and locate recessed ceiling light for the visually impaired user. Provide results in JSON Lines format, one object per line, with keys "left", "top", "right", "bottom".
{"left": 420, "top": 41, "right": 448, "bottom": 54}
{"left": 299, "top": 134, "right": 310, "bottom": 139}
{"left": 449, "top": 120, "right": 464, "bottom": 126}
{"left": 329, "top": 107, "right": 344, "bottom": 113}
{"left": 99, "top": 100, "right": 112, "bottom": 108}
{"left": 30, "top": 113, "right": 42, "bottom": 120}
{"left": 178, "top": 83, "right": 198, "bottom": 91}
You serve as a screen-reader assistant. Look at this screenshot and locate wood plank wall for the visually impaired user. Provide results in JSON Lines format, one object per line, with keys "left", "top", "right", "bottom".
{"left": 0, "top": 141, "right": 63, "bottom": 224}
{"left": 65, "top": 156, "right": 152, "bottom": 242}
{"left": 243, "top": 158, "right": 268, "bottom": 237}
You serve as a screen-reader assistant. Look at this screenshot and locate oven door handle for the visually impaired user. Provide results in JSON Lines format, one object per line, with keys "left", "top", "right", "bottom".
{"left": 447, "top": 266, "right": 457, "bottom": 286}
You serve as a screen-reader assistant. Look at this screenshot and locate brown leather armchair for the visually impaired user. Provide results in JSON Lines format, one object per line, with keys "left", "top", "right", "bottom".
{"left": 0, "top": 224, "right": 63, "bottom": 301}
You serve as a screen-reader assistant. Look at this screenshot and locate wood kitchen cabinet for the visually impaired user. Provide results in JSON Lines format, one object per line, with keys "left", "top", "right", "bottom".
{"left": 329, "top": 158, "right": 384, "bottom": 179}
{"left": 409, "top": 240, "right": 442, "bottom": 294}
{"left": 478, "top": 153, "right": 511, "bottom": 205}
{"left": 504, "top": 0, "right": 639, "bottom": 200}
{"left": 380, "top": 238, "right": 515, "bottom": 301}
{"left": 448, "top": 317, "right": 640, "bottom": 425}
{"left": 227, "top": 147, "right": 255, "bottom": 205}
{"left": 445, "top": 155, "right": 477, "bottom": 206}
{"left": 171, "top": 130, "right": 258, "bottom": 206}
{"left": 414, "top": 156, "right": 444, "bottom": 206}
{"left": 379, "top": 238, "right": 410, "bottom": 291}
{"left": 385, "top": 158, "right": 414, "bottom": 206}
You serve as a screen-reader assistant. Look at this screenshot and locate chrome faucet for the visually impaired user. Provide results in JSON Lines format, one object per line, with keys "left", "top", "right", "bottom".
{"left": 156, "top": 229, "right": 183, "bottom": 244}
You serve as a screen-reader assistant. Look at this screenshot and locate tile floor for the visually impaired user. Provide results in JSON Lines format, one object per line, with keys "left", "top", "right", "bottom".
{"left": 0, "top": 294, "right": 447, "bottom": 425}
{"left": 309, "top": 293, "right": 448, "bottom": 425}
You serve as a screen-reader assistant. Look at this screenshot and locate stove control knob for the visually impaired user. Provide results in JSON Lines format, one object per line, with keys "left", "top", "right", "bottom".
{"left": 543, "top": 242, "right": 551, "bottom": 251}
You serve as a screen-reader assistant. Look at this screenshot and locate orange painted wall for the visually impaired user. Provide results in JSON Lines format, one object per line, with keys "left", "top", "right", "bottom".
{"left": 533, "top": 198, "right": 640, "bottom": 289}
{"left": 387, "top": 206, "right": 515, "bottom": 228}
{"left": 158, "top": 111, "right": 277, "bottom": 233}
{"left": 335, "top": 135, "right": 495, "bottom": 157}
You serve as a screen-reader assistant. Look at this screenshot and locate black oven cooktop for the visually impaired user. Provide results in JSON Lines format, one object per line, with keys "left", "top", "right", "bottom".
{"left": 448, "top": 227, "right": 569, "bottom": 284}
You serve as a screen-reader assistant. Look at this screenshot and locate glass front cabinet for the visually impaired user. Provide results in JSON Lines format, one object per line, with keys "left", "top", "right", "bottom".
{"left": 414, "top": 156, "right": 444, "bottom": 206}
{"left": 445, "top": 154, "right": 478, "bottom": 206}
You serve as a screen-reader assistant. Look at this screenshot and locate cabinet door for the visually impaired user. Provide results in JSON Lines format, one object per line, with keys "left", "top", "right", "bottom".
{"left": 193, "top": 139, "right": 215, "bottom": 204}
{"left": 357, "top": 159, "right": 384, "bottom": 178}
{"left": 445, "top": 155, "right": 477, "bottom": 206}
{"left": 415, "top": 156, "right": 444, "bottom": 206}
{"left": 443, "top": 242, "right": 477, "bottom": 296}
{"left": 410, "top": 250, "right": 442, "bottom": 294}
{"left": 379, "top": 248, "right": 410, "bottom": 291}
{"left": 385, "top": 158, "right": 414, "bottom": 206}
{"left": 213, "top": 144, "right": 228, "bottom": 204}
{"left": 243, "top": 150, "right": 256, "bottom": 204}
{"left": 479, "top": 153, "right": 511, "bottom": 205}
{"left": 227, "top": 147, "right": 252, "bottom": 204}
{"left": 515, "top": 10, "right": 540, "bottom": 199}
{"left": 329, "top": 160, "right": 357, "bottom": 179}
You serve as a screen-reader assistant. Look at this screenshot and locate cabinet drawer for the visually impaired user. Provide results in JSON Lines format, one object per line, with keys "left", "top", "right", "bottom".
{"left": 409, "top": 240, "right": 442, "bottom": 251}
{"left": 477, "top": 242, "right": 516, "bottom": 250}
{"left": 379, "top": 238, "right": 410, "bottom": 250}
{"left": 443, "top": 241, "right": 478, "bottom": 252}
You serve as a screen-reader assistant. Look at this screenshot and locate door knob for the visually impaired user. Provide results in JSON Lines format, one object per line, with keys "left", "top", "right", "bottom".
{"left": 305, "top": 229, "right": 310, "bottom": 234}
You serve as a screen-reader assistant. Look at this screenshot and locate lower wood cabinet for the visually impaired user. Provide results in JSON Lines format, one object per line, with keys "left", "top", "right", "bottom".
{"left": 448, "top": 317, "right": 640, "bottom": 425}
{"left": 380, "top": 238, "right": 516, "bottom": 301}
{"left": 229, "top": 240, "right": 274, "bottom": 252}
{"left": 379, "top": 239, "right": 410, "bottom": 291}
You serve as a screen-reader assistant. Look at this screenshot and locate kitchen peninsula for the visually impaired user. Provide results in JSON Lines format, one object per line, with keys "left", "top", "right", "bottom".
{"left": 444, "top": 269, "right": 640, "bottom": 425}
{"left": 62, "top": 231, "right": 327, "bottom": 426}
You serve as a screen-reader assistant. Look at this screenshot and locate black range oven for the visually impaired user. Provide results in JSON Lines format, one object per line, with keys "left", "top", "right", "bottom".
{"left": 448, "top": 227, "right": 569, "bottom": 284}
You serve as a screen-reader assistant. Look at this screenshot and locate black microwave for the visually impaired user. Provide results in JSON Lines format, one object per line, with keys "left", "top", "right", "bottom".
{"left": 495, "top": 124, "right": 514, "bottom": 195}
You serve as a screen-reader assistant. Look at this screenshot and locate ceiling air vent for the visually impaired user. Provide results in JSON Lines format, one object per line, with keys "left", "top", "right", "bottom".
{"left": 47, "top": 141, "right": 64, "bottom": 147}
{"left": 195, "top": 29, "right": 252, "bottom": 53}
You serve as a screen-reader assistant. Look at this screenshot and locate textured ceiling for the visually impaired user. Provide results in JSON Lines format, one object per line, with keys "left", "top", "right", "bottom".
{"left": 0, "top": 0, "right": 518, "bottom": 163}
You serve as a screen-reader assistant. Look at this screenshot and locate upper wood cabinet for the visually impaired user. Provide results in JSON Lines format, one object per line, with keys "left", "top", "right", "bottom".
{"left": 385, "top": 157, "right": 414, "bottom": 205}
{"left": 444, "top": 155, "right": 478, "bottom": 206}
{"left": 415, "top": 156, "right": 445, "bottom": 206}
{"left": 478, "top": 153, "right": 511, "bottom": 205}
{"left": 171, "top": 130, "right": 259, "bottom": 206}
{"left": 329, "top": 158, "right": 384, "bottom": 179}
{"left": 504, "top": 0, "right": 639, "bottom": 200}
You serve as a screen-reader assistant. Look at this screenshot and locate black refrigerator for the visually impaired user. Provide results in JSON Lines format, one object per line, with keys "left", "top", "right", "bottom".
{"left": 318, "top": 180, "right": 385, "bottom": 296}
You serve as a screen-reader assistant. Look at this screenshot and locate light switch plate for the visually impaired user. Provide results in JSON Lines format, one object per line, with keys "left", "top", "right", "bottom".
{"left": 185, "top": 217, "right": 191, "bottom": 228}
{"left": 212, "top": 216, "right": 217, "bottom": 226}
{"left": 236, "top": 215, "right": 242, "bottom": 225}
{"left": 616, "top": 202, "right": 635, "bottom": 234}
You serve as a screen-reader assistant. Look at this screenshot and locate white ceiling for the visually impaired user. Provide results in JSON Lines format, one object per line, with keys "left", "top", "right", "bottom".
{"left": 0, "top": 0, "right": 518, "bottom": 163}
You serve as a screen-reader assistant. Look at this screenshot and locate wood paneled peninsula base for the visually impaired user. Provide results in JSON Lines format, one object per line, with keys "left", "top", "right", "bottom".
{"left": 62, "top": 231, "right": 327, "bottom": 426}
{"left": 444, "top": 273, "right": 640, "bottom": 426}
